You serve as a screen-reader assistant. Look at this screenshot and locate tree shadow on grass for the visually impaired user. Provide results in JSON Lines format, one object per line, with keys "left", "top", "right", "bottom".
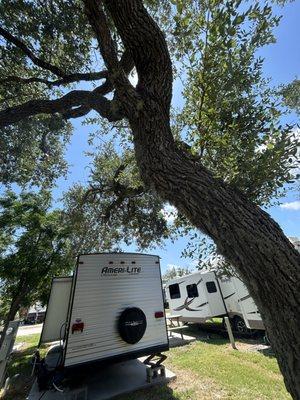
{"left": 3, "top": 344, "right": 37, "bottom": 400}
{"left": 115, "top": 384, "right": 183, "bottom": 400}
{"left": 257, "top": 346, "right": 276, "bottom": 358}
{"left": 170, "top": 322, "right": 276, "bottom": 356}
{"left": 171, "top": 323, "right": 229, "bottom": 346}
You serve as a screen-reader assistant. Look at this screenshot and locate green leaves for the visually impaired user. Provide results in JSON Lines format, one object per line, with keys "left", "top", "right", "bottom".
{"left": 0, "top": 0, "right": 101, "bottom": 189}
{"left": 63, "top": 142, "right": 172, "bottom": 253}
{"left": 156, "top": 0, "right": 300, "bottom": 263}
{"left": 172, "top": 0, "right": 297, "bottom": 206}
{"left": 0, "top": 190, "right": 74, "bottom": 311}
{"left": 281, "top": 79, "right": 300, "bottom": 116}
{"left": 0, "top": 115, "right": 71, "bottom": 187}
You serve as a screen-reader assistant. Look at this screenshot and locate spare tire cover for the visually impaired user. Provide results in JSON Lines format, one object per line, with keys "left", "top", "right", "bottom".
{"left": 118, "top": 307, "right": 147, "bottom": 344}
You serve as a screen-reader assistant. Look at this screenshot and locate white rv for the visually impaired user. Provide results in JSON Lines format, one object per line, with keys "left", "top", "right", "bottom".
{"left": 165, "top": 271, "right": 264, "bottom": 333}
{"left": 37, "top": 253, "right": 168, "bottom": 389}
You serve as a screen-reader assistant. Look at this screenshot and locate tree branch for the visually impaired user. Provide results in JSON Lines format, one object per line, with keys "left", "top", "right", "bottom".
{"left": 0, "top": 70, "right": 108, "bottom": 87}
{"left": 83, "top": 0, "right": 138, "bottom": 110}
{"left": 83, "top": 0, "right": 125, "bottom": 80}
{"left": 0, "top": 47, "right": 134, "bottom": 89}
{"left": 104, "top": 0, "right": 173, "bottom": 112}
{"left": 0, "top": 48, "right": 134, "bottom": 127}
{"left": 0, "top": 26, "right": 65, "bottom": 77}
{"left": 0, "top": 88, "right": 124, "bottom": 127}
{"left": 84, "top": 177, "right": 144, "bottom": 224}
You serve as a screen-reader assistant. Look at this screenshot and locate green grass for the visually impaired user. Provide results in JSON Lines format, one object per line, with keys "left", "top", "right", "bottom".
{"left": 167, "top": 339, "right": 290, "bottom": 400}
{"left": 2, "top": 331, "right": 291, "bottom": 400}
{"left": 8, "top": 333, "right": 40, "bottom": 377}
{"left": 1, "top": 333, "right": 44, "bottom": 400}
{"left": 119, "top": 326, "right": 290, "bottom": 400}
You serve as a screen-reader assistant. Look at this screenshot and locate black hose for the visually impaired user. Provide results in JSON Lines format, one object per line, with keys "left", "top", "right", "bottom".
{"left": 38, "top": 390, "right": 46, "bottom": 400}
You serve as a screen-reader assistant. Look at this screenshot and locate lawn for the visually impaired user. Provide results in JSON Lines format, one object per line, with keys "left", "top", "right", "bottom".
{"left": 1, "top": 329, "right": 291, "bottom": 400}
{"left": 0, "top": 333, "right": 43, "bottom": 400}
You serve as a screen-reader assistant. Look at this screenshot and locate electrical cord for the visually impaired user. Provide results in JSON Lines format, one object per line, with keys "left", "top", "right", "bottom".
{"left": 53, "top": 322, "right": 66, "bottom": 371}
{"left": 53, "top": 382, "right": 64, "bottom": 392}
{"left": 36, "top": 322, "right": 67, "bottom": 395}
{"left": 38, "top": 390, "right": 46, "bottom": 400}
{"left": 46, "top": 321, "right": 67, "bottom": 393}
{"left": 59, "top": 322, "right": 67, "bottom": 348}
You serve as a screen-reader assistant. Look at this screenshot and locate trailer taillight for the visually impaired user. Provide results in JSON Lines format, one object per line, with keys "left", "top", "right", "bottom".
{"left": 72, "top": 319, "right": 84, "bottom": 334}
{"left": 155, "top": 311, "right": 164, "bottom": 318}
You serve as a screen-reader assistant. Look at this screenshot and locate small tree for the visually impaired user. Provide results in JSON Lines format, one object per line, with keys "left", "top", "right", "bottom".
{"left": 0, "top": 191, "right": 74, "bottom": 347}
{"left": 163, "top": 265, "right": 192, "bottom": 283}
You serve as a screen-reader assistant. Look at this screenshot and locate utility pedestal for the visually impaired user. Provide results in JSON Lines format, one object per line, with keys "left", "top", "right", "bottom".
{"left": 0, "top": 320, "right": 20, "bottom": 388}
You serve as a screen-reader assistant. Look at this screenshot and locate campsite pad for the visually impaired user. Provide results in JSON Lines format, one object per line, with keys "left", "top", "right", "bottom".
{"left": 28, "top": 358, "right": 176, "bottom": 400}
{"left": 168, "top": 331, "right": 197, "bottom": 348}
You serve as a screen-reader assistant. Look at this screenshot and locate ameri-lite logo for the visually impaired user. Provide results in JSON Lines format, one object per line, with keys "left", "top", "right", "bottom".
{"left": 101, "top": 266, "right": 141, "bottom": 276}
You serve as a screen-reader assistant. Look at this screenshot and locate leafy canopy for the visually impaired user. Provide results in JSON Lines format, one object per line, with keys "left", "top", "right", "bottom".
{"left": 63, "top": 141, "right": 171, "bottom": 253}
{"left": 0, "top": 0, "right": 299, "bottom": 262}
{"left": 0, "top": 191, "right": 74, "bottom": 313}
{"left": 281, "top": 79, "right": 300, "bottom": 116}
{"left": 0, "top": 0, "right": 94, "bottom": 187}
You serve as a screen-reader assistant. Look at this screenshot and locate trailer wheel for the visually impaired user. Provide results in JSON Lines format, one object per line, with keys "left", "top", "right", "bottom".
{"left": 118, "top": 307, "right": 147, "bottom": 344}
{"left": 233, "top": 316, "right": 251, "bottom": 335}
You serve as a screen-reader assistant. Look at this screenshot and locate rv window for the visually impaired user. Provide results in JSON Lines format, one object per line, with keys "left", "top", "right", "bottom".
{"left": 169, "top": 284, "right": 181, "bottom": 299}
{"left": 206, "top": 281, "right": 217, "bottom": 293}
{"left": 186, "top": 284, "right": 199, "bottom": 298}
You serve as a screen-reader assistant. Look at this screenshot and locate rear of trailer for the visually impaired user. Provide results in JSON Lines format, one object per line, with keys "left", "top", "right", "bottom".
{"left": 39, "top": 253, "right": 168, "bottom": 372}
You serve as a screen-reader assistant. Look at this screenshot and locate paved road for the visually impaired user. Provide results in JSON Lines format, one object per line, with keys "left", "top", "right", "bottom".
{"left": 17, "top": 323, "right": 43, "bottom": 336}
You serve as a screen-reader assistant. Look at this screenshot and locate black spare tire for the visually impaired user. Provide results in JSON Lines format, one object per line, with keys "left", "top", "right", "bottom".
{"left": 118, "top": 307, "right": 147, "bottom": 344}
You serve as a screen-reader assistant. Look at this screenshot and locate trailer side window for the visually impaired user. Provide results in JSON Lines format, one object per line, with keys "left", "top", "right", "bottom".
{"left": 206, "top": 281, "right": 217, "bottom": 293}
{"left": 186, "top": 284, "right": 199, "bottom": 298}
{"left": 169, "top": 284, "right": 181, "bottom": 299}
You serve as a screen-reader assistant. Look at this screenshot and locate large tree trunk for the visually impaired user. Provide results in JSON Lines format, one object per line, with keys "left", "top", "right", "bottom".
{"left": 133, "top": 115, "right": 300, "bottom": 398}
{"left": 102, "top": 2, "right": 300, "bottom": 398}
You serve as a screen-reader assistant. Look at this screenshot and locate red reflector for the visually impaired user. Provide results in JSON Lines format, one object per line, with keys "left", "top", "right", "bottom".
{"left": 72, "top": 322, "right": 84, "bottom": 334}
{"left": 155, "top": 311, "right": 164, "bottom": 318}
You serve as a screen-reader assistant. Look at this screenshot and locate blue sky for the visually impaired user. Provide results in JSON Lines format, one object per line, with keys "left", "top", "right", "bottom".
{"left": 53, "top": 1, "right": 300, "bottom": 274}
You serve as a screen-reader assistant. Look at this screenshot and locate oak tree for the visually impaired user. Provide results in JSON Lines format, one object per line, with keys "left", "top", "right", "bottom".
{"left": 0, "top": 0, "right": 300, "bottom": 398}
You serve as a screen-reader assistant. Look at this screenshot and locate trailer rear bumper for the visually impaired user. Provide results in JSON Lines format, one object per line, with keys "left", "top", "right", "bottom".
{"left": 63, "top": 343, "right": 169, "bottom": 370}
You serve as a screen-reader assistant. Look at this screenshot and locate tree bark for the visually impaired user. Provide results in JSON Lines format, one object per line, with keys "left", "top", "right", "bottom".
{"left": 101, "top": 1, "right": 300, "bottom": 398}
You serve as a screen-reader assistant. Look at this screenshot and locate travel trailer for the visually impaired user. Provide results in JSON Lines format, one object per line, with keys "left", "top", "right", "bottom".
{"left": 165, "top": 271, "right": 264, "bottom": 333}
{"left": 36, "top": 253, "right": 168, "bottom": 389}
{"left": 25, "top": 303, "right": 46, "bottom": 324}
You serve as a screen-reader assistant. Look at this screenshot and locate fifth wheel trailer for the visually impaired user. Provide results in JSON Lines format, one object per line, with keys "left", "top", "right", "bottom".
{"left": 36, "top": 253, "right": 168, "bottom": 390}
{"left": 165, "top": 271, "right": 264, "bottom": 333}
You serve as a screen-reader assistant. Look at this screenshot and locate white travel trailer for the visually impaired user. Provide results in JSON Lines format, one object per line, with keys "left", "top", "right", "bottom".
{"left": 165, "top": 271, "right": 264, "bottom": 333}
{"left": 37, "top": 253, "right": 168, "bottom": 389}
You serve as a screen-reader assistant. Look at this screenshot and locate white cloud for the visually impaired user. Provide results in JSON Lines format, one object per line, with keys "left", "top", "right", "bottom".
{"left": 161, "top": 205, "right": 177, "bottom": 224}
{"left": 280, "top": 201, "right": 300, "bottom": 211}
